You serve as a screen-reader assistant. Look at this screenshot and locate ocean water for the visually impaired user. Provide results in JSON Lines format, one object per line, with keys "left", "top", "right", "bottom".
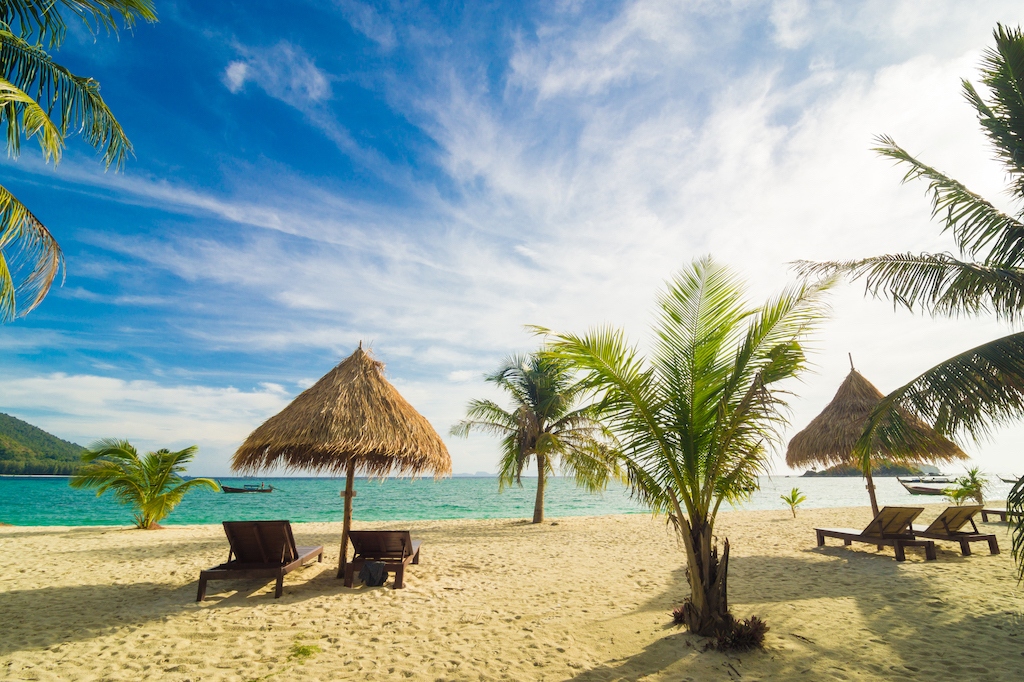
{"left": 0, "top": 475, "right": 1017, "bottom": 527}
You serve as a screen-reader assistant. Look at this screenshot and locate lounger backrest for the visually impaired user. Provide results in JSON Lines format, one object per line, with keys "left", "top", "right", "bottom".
{"left": 222, "top": 520, "right": 298, "bottom": 565}
{"left": 348, "top": 530, "right": 414, "bottom": 560}
{"left": 862, "top": 506, "right": 923, "bottom": 536}
{"left": 923, "top": 505, "right": 982, "bottom": 535}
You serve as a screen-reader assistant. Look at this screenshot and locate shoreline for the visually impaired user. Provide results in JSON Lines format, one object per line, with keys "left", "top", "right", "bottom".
{"left": 3, "top": 504, "right": 1022, "bottom": 681}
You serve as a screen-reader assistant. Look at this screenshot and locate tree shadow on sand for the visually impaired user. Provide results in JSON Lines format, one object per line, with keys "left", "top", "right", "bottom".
{"left": 563, "top": 545, "right": 1022, "bottom": 681}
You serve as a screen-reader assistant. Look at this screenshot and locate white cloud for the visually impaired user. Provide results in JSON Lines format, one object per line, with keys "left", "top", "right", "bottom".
{"left": 222, "top": 41, "right": 332, "bottom": 106}
{"left": 1, "top": 373, "right": 292, "bottom": 476}
{"left": 334, "top": 0, "right": 397, "bottom": 50}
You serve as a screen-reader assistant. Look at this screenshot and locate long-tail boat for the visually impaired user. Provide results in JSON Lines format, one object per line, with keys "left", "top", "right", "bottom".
{"left": 218, "top": 481, "right": 274, "bottom": 493}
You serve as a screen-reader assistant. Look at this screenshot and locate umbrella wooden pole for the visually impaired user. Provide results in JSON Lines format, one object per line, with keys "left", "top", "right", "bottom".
{"left": 337, "top": 460, "right": 356, "bottom": 579}
{"left": 864, "top": 466, "right": 880, "bottom": 518}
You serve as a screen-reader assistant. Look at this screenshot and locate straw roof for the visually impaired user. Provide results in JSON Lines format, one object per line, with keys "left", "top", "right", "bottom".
{"left": 231, "top": 347, "right": 451, "bottom": 478}
{"left": 786, "top": 369, "right": 967, "bottom": 468}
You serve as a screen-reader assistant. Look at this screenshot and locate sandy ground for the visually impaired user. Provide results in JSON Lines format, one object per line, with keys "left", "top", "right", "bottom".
{"left": 1, "top": 504, "right": 1022, "bottom": 681}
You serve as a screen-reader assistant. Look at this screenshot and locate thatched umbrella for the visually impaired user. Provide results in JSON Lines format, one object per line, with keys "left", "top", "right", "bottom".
{"left": 231, "top": 345, "right": 451, "bottom": 577}
{"left": 787, "top": 365, "right": 967, "bottom": 516}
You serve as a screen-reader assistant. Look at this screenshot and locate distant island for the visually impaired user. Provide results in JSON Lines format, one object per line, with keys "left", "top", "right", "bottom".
{"left": 0, "top": 413, "right": 84, "bottom": 475}
{"left": 800, "top": 462, "right": 936, "bottom": 477}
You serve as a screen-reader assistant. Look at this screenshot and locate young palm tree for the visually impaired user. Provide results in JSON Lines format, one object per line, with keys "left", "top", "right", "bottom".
{"left": 797, "top": 24, "right": 1024, "bottom": 579}
{"left": 451, "top": 352, "right": 621, "bottom": 524}
{"left": 540, "top": 257, "right": 831, "bottom": 637}
{"left": 0, "top": 1, "right": 156, "bottom": 322}
{"left": 69, "top": 439, "right": 218, "bottom": 528}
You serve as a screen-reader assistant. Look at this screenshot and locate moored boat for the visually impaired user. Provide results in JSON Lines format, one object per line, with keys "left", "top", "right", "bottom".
{"left": 999, "top": 475, "right": 1020, "bottom": 484}
{"left": 218, "top": 481, "right": 273, "bottom": 493}
{"left": 898, "top": 479, "right": 947, "bottom": 496}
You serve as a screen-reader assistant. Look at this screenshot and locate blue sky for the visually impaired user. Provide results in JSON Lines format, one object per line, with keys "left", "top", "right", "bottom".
{"left": 3, "top": 0, "right": 1024, "bottom": 477}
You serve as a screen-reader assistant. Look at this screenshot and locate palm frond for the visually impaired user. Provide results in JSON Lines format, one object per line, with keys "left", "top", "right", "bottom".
{"left": 794, "top": 253, "right": 1024, "bottom": 323}
{"left": 873, "top": 134, "right": 1024, "bottom": 267}
{"left": 856, "top": 333, "right": 1024, "bottom": 454}
{"left": 1, "top": 1, "right": 157, "bottom": 47}
{"left": 0, "top": 183, "right": 62, "bottom": 321}
{"left": 0, "top": 76, "right": 62, "bottom": 162}
{"left": 0, "top": 29, "right": 132, "bottom": 169}
{"left": 1008, "top": 478, "right": 1024, "bottom": 581}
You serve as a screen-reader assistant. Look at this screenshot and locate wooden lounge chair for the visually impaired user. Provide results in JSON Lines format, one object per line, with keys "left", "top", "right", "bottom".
{"left": 343, "top": 530, "right": 421, "bottom": 589}
{"left": 197, "top": 520, "right": 324, "bottom": 601}
{"left": 980, "top": 508, "right": 1023, "bottom": 523}
{"left": 815, "top": 506, "right": 937, "bottom": 561}
{"left": 911, "top": 505, "right": 998, "bottom": 556}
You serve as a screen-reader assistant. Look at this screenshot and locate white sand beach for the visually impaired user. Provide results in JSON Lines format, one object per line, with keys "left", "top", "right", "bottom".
{"left": 2, "top": 504, "right": 1022, "bottom": 681}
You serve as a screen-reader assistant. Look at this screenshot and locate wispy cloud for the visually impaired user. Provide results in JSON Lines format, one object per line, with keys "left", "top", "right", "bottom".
{"left": 222, "top": 41, "right": 332, "bottom": 105}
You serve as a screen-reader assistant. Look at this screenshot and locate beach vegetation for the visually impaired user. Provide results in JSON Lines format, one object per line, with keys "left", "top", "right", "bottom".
{"left": 796, "top": 24, "right": 1024, "bottom": 580}
{"left": 0, "top": 1, "right": 156, "bottom": 322}
{"left": 451, "top": 352, "right": 622, "bottom": 524}
{"left": 539, "top": 257, "right": 831, "bottom": 637}
{"left": 780, "top": 487, "right": 806, "bottom": 518}
{"left": 68, "top": 438, "right": 218, "bottom": 529}
{"left": 288, "top": 640, "right": 321, "bottom": 662}
{"left": 943, "top": 467, "right": 986, "bottom": 506}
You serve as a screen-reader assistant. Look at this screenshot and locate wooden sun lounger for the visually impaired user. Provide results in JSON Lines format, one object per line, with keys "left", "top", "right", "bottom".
{"left": 197, "top": 520, "right": 324, "bottom": 600}
{"left": 343, "top": 530, "right": 421, "bottom": 589}
{"left": 980, "top": 508, "right": 1024, "bottom": 523}
{"left": 815, "top": 506, "right": 937, "bottom": 561}
{"left": 911, "top": 505, "right": 998, "bottom": 556}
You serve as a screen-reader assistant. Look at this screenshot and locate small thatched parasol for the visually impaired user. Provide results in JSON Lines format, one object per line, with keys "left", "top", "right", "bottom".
{"left": 232, "top": 344, "right": 451, "bottom": 577}
{"left": 787, "top": 364, "right": 967, "bottom": 516}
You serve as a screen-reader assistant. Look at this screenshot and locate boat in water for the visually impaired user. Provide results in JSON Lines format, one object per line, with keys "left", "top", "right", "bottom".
{"left": 898, "top": 479, "right": 948, "bottom": 496}
{"left": 999, "top": 475, "right": 1020, "bottom": 484}
{"left": 896, "top": 475, "right": 955, "bottom": 484}
{"left": 219, "top": 481, "right": 274, "bottom": 493}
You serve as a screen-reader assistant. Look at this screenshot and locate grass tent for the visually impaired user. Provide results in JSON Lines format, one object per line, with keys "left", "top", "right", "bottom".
{"left": 787, "top": 367, "right": 967, "bottom": 515}
{"left": 231, "top": 345, "right": 451, "bottom": 577}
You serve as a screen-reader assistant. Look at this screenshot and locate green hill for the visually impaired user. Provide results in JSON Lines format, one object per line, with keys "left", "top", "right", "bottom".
{"left": 0, "top": 413, "right": 85, "bottom": 475}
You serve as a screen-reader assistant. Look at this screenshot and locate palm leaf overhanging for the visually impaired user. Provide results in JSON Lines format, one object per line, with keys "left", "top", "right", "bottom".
{"left": 796, "top": 24, "right": 1024, "bottom": 579}
{"left": 0, "top": 1, "right": 156, "bottom": 322}
{"left": 539, "top": 257, "right": 832, "bottom": 636}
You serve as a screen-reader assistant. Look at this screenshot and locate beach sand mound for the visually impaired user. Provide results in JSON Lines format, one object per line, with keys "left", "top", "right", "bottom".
{"left": 1, "top": 504, "right": 1021, "bottom": 681}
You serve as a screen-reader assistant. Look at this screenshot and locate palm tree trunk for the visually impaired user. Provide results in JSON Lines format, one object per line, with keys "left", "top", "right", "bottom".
{"left": 533, "top": 452, "right": 546, "bottom": 524}
{"left": 677, "top": 515, "right": 732, "bottom": 636}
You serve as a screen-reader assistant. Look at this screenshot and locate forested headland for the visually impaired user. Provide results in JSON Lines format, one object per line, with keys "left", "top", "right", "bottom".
{"left": 0, "top": 413, "right": 84, "bottom": 475}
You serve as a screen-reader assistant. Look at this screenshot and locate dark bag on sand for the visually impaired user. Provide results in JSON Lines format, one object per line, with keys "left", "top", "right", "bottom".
{"left": 358, "top": 561, "right": 388, "bottom": 587}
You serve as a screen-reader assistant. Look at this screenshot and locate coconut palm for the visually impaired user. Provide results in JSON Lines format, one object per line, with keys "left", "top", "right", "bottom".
{"left": 0, "top": 1, "right": 156, "bottom": 322}
{"left": 796, "top": 24, "right": 1024, "bottom": 579}
{"left": 69, "top": 438, "right": 218, "bottom": 528}
{"left": 539, "top": 257, "right": 831, "bottom": 637}
{"left": 451, "top": 352, "right": 621, "bottom": 524}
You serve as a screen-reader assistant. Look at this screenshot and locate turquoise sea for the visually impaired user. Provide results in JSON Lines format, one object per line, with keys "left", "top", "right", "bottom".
{"left": 0, "top": 475, "right": 1016, "bottom": 527}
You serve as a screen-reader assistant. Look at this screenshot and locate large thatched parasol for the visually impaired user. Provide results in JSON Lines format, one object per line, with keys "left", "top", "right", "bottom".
{"left": 231, "top": 345, "right": 451, "bottom": 577}
{"left": 787, "top": 366, "right": 967, "bottom": 516}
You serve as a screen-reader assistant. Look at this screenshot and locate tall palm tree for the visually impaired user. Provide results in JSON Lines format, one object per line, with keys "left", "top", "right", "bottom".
{"left": 451, "top": 352, "right": 621, "bottom": 524}
{"left": 0, "top": 1, "right": 156, "bottom": 322}
{"left": 540, "top": 257, "right": 832, "bottom": 636}
{"left": 797, "top": 24, "right": 1024, "bottom": 579}
{"left": 69, "top": 438, "right": 218, "bottom": 528}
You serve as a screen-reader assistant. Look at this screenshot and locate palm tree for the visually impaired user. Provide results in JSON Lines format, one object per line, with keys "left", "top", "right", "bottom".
{"left": 451, "top": 352, "right": 621, "bottom": 524}
{"left": 69, "top": 438, "right": 218, "bottom": 528}
{"left": 0, "top": 1, "right": 156, "bottom": 322}
{"left": 796, "top": 24, "right": 1024, "bottom": 579}
{"left": 539, "top": 257, "right": 831, "bottom": 637}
